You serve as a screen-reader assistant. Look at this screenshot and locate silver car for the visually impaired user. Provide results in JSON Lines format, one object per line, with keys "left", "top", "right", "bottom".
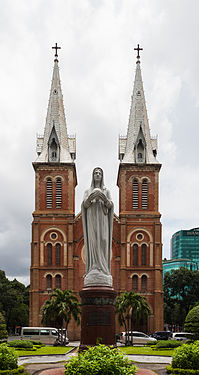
{"left": 120, "top": 331, "right": 157, "bottom": 345}
{"left": 171, "top": 332, "right": 193, "bottom": 342}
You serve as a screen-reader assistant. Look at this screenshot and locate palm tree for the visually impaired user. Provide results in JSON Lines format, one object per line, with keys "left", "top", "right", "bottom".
{"left": 41, "top": 289, "right": 81, "bottom": 345}
{"left": 115, "top": 291, "right": 151, "bottom": 345}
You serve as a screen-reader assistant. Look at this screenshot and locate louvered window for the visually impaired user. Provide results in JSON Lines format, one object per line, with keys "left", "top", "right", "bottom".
{"left": 47, "top": 243, "right": 52, "bottom": 266}
{"left": 132, "top": 179, "right": 139, "bottom": 209}
{"left": 56, "top": 178, "right": 62, "bottom": 208}
{"left": 46, "top": 178, "right": 52, "bottom": 208}
{"left": 141, "top": 244, "right": 147, "bottom": 266}
{"left": 141, "top": 275, "right": 147, "bottom": 291}
{"left": 142, "top": 179, "right": 148, "bottom": 209}
{"left": 132, "top": 275, "right": 138, "bottom": 291}
{"left": 56, "top": 243, "right": 61, "bottom": 266}
{"left": 133, "top": 244, "right": 138, "bottom": 266}
{"left": 46, "top": 274, "right": 52, "bottom": 289}
{"left": 55, "top": 274, "right": 61, "bottom": 289}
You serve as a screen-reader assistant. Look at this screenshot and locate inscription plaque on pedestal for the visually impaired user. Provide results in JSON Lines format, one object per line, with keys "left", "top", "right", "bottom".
{"left": 87, "top": 310, "right": 111, "bottom": 326}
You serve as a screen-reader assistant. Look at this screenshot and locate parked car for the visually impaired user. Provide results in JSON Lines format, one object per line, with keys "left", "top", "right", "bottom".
{"left": 171, "top": 332, "right": 193, "bottom": 342}
{"left": 21, "top": 327, "right": 69, "bottom": 345}
{"left": 120, "top": 331, "right": 157, "bottom": 345}
{"left": 150, "top": 331, "right": 172, "bottom": 340}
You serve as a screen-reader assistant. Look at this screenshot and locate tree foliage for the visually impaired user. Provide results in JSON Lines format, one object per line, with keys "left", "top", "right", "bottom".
{"left": 164, "top": 268, "right": 199, "bottom": 329}
{"left": 41, "top": 289, "right": 81, "bottom": 344}
{"left": 0, "top": 313, "right": 8, "bottom": 341}
{"left": 0, "top": 270, "right": 29, "bottom": 333}
{"left": 115, "top": 291, "right": 151, "bottom": 345}
{"left": 184, "top": 305, "right": 199, "bottom": 339}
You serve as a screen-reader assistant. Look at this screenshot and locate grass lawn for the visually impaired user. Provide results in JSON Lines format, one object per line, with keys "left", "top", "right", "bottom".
{"left": 16, "top": 346, "right": 74, "bottom": 356}
{"left": 119, "top": 345, "right": 174, "bottom": 356}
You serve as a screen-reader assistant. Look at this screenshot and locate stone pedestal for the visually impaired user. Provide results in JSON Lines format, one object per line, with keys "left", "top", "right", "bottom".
{"left": 79, "top": 286, "right": 116, "bottom": 351}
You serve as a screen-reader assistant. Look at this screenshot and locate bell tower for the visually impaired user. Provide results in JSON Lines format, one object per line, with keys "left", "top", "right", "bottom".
{"left": 29, "top": 45, "right": 77, "bottom": 326}
{"left": 117, "top": 45, "right": 163, "bottom": 332}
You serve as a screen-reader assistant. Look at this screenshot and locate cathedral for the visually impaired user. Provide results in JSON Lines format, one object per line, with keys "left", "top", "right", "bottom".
{"left": 29, "top": 45, "right": 163, "bottom": 339}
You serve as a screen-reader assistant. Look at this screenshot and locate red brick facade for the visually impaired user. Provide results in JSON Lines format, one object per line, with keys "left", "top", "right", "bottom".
{"left": 29, "top": 160, "right": 163, "bottom": 339}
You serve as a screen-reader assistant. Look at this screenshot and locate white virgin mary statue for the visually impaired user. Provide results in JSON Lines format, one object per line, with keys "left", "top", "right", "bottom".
{"left": 81, "top": 167, "right": 114, "bottom": 287}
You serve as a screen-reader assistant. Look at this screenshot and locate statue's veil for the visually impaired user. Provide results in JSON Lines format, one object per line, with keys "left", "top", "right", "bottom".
{"left": 90, "top": 167, "right": 105, "bottom": 191}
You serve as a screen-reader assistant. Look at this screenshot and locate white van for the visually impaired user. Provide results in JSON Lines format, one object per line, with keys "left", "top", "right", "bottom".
{"left": 21, "top": 327, "right": 69, "bottom": 345}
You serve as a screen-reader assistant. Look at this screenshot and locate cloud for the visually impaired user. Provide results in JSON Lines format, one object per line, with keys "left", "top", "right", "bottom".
{"left": 0, "top": 0, "right": 199, "bottom": 282}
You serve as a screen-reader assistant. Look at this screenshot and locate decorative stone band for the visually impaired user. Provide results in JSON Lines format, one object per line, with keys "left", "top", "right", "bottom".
{"left": 81, "top": 296, "right": 115, "bottom": 306}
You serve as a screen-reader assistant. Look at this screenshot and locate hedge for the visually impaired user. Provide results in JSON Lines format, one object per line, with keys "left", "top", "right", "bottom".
{"left": 8, "top": 341, "right": 33, "bottom": 349}
{"left": 156, "top": 340, "right": 182, "bottom": 349}
{"left": 166, "top": 365, "right": 199, "bottom": 375}
{"left": 0, "top": 366, "right": 25, "bottom": 374}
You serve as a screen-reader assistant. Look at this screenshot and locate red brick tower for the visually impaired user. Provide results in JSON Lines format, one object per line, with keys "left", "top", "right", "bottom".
{"left": 117, "top": 46, "right": 163, "bottom": 332}
{"left": 29, "top": 47, "right": 77, "bottom": 327}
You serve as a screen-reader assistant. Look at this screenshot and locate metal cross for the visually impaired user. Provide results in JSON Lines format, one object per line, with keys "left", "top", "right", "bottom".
{"left": 134, "top": 44, "right": 143, "bottom": 59}
{"left": 52, "top": 43, "right": 61, "bottom": 58}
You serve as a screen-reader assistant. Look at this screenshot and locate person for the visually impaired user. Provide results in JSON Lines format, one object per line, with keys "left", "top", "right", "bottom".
{"left": 81, "top": 167, "right": 114, "bottom": 287}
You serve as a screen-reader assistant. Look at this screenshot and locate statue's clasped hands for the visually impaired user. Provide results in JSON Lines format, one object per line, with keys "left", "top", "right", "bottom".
{"left": 89, "top": 188, "right": 107, "bottom": 203}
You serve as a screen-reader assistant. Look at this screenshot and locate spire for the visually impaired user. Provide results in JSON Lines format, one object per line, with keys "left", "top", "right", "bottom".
{"left": 35, "top": 44, "right": 75, "bottom": 163}
{"left": 119, "top": 45, "right": 158, "bottom": 164}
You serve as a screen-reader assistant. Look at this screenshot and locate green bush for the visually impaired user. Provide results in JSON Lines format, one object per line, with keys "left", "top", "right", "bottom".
{"left": 0, "top": 343, "right": 18, "bottom": 370}
{"left": 156, "top": 340, "right": 182, "bottom": 349}
{"left": 166, "top": 365, "right": 199, "bottom": 374}
{"left": 0, "top": 313, "right": 8, "bottom": 341}
{"left": 65, "top": 344, "right": 137, "bottom": 375}
{"left": 0, "top": 365, "right": 25, "bottom": 374}
{"left": 8, "top": 340, "right": 33, "bottom": 349}
{"left": 184, "top": 306, "right": 199, "bottom": 340}
{"left": 30, "top": 340, "right": 44, "bottom": 346}
{"left": 172, "top": 342, "right": 199, "bottom": 370}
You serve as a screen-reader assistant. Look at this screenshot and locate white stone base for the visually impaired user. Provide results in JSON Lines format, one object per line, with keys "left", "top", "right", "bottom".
{"left": 84, "top": 270, "right": 113, "bottom": 287}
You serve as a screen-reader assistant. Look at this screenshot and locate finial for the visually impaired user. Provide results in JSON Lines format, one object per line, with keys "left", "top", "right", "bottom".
{"left": 52, "top": 43, "right": 61, "bottom": 61}
{"left": 134, "top": 44, "right": 143, "bottom": 63}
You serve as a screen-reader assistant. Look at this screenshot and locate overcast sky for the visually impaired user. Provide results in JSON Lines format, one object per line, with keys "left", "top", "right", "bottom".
{"left": 1, "top": 0, "right": 199, "bottom": 285}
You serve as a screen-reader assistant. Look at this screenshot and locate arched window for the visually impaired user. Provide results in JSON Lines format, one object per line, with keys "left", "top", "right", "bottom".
{"left": 142, "top": 179, "right": 148, "bottom": 209}
{"left": 46, "top": 274, "right": 52, "bottom": 289}
{"left": 46, "top": 178, "right": 52, "bottom": 208}
{"left": 141, "top": 244, "right": 147, "bottom": 266}
{"left": 141, "top": 275, "right": 147, "bottom": 291}
{"left": 56, "top": 243, "right": 61, "bottom": 266}
{"left": 132, "top": 275, "right": 138, "bottom": 291}
{"left": 132, "top": 179, "right": 139, "bottom": 209}
{"left": 47, "top": 243, "right": 52, "bottom": 265}
{"left": 56, "top": 178, "right": 62, "bottom": 208}
{"left": 55, "top": 274, "right": 61, "bottom": 289}
{"left": 133, "top": 244, "right": 138, "bottom": 266}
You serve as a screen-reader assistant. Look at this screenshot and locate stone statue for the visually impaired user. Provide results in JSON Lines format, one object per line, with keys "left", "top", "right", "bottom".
{"left": 81, "top": 167, "right": 114, "bottom": 287}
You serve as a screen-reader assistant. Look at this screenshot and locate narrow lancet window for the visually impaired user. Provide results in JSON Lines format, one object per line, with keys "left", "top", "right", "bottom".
{"left": 132, "top": 275, "right": 138, "bottom": 291}
{"left": 46, "top": 274, "right": 52, "bottom": 289}
{"left": 141, "top": 244, "right": 147, "bottom": 266}
{"left": 56, "top": 243, "right": 61, "bottom": 265}
{"left": 133, "top": 244, "right": 138, "bottom": 266}
{"left": 142, "top": 179, "right": 148, "bottom": 209}
{"left": 141, "top": 275, "right": 147, "bottom": 291}
{"left": 56, "top": 178, "right": 62, "bottom": 208}
{"left": 132, "top": 179, "right": 139, "bottom": 209}
{"left": 55, "top": 274, "right": 61, "bottom": 289}
{"left": 46, "top": 178, "right": 52, "bottom": 208}
{"left": 47, "top": 243, "right": 52, "bottom": 265}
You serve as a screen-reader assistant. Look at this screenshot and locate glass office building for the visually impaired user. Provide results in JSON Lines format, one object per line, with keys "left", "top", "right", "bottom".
{"left": 162, "top": 258, "right": 198, "bottom": 278}
{"left": 171, "top": 228, "right": 199, "bottom": 266}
